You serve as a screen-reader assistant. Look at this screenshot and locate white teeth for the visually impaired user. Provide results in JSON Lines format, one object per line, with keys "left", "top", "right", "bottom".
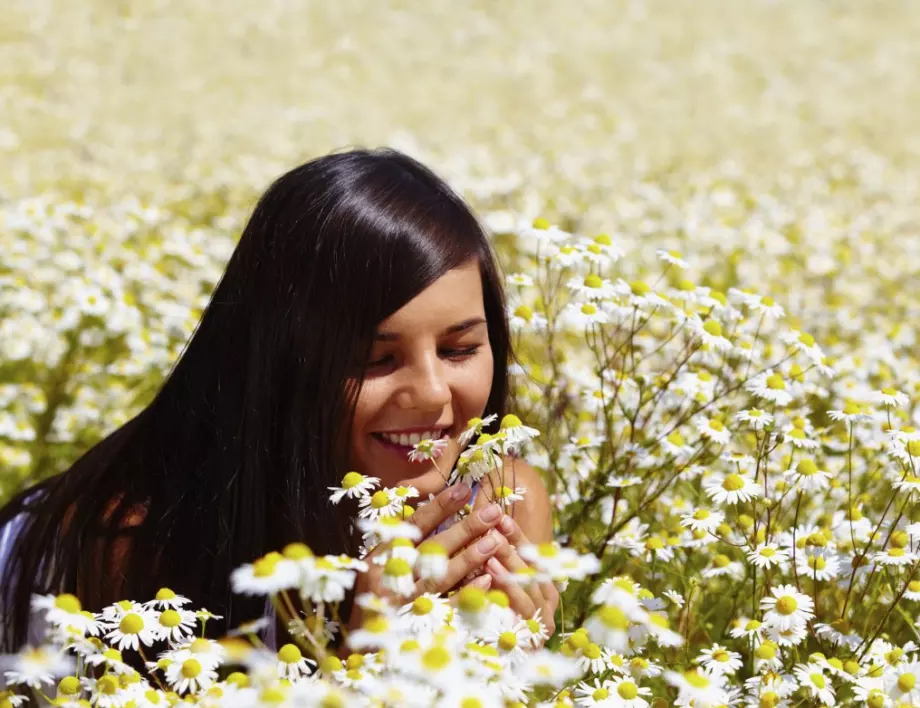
{"left": 379, "top": 430, "right": 446, "bottom": 446}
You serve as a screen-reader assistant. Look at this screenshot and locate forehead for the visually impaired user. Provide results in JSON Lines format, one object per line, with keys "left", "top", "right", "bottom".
{"left": 378, "top": 261, "right": 484, "bottom": 333}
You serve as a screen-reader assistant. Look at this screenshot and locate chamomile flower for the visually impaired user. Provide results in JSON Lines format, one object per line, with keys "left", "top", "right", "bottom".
{"left": 695, "top": 416, "right": 732, "bottom": 445}
{"left": 458, "top": 414, "right": 498, "bottom": 447}
{"left": 873, "top": 387, "right": 911, "bottom": 408}
{"left": 508, "top": 304, "right": 548, "bottom": 331}
{"left": 784, "top": 427, "right": 821, "bottom": 450}
{"left": 793, "top": 663, "right": 835, "bottom": 705}
{"left": 784, "top": 458, "right": 832, "bottom": 491}
{"left": 735, "top": 408, "right": 774, "bottom": 430}
{"left": 680, "top": 508, "right": 724, "bottom": 534}
{"left": 153, "top": 607, "right": 198, "bottom": 644}
{"left": 506, "top": 272, "right": 534, "bottom": 287}
{"left": 657, "top": 249, "right": 689, "bottom": 269}
{"left": 408, "top": 437, "right": 448, "bottom": 462}
{"left": 499, "top": 413, "right": 541, "bottom": 448}
{"left": 729, "top": 618, "right": 763, "bottom": 641}
{"left": 565, "top": 301, "right": 610, "bottom": 328}
{"left": 230, "top": 552, "right": 299, "bottom": 596}
{"left": 692, "top": 316, "right": 733, "bottom": 351}
{"left": 796, "top": 552, "right": 840, "bottom": 581}
{"left": 164, "top": 656, "right": 218, "bottom": 694}
{"left": 358, "top": 488, "right": 405, "bottom": 519}
{"left": 873, "top": 546, "right": 917, "bottom": 567}
{"left": 357, "top": 514, "right": 423, "bottom": 544}
{"left": 415, "top": 540, "right": 449, "bottom": 581}
{"left": 745, "top": 371, "right": 793, "bottom": 406}
{"left": 885, "top": 660, "right": 920, "bottom": 702}
{"left": 698, "top": 644, "right": 743, "bottom": 675}
{"left": 760, "top": 585, "right": 815, "bottom": 630}
{"left": 143, "top": 587, "right": 191, "bottom": 612}
{"left": 704, "top": 472, "right": 762, "bottom": 505}
{"left": 517, "top": 649, "right": 584, "bottom": 687}
{"left": 105, "top": 609, "right": 160, "bottom": 651}
{"left": 567, "top": 273, "right": 619, "bottom": 300}
{"left": 328, "top": 471, "right": 381, "bottom": 504}
{"left": 747, "top": 543, "right": 790, "bottom": 570}
{"left": 397, "top": 594, "right": 451, "bottom": 635}
{"left": 300, "top": 556, "right": 365, "bottom": 603}
{"left": 828, "top": 399, "right": 874, "bottom": 425}
{"left": 1, "top": 646, "right": 74, "bottom": 689}
{"left": 663, "top": 668, "right": 727, "bottom": 707}
{"left": 275, "top": 643, "right": 316, "bottom": 680}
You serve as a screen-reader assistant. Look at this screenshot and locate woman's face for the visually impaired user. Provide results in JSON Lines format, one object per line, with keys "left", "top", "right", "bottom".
{"left": 348, "top": 260, "right": 494, "bottom": 498}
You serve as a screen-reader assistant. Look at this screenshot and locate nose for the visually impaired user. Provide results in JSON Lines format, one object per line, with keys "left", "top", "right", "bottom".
{"left": 397, "top": 353, "right": 451, "bottom": 411}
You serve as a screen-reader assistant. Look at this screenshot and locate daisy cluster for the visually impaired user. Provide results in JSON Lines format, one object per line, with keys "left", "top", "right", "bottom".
{"left": 5, "top": 2, "right": 920, "bottom": 705}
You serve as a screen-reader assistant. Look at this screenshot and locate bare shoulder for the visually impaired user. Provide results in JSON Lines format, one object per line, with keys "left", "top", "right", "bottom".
{"left": 478, "top": 456, "right": 554, "bottom": 543}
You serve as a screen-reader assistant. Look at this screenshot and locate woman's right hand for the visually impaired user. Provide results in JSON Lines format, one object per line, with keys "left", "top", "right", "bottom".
{"left": 349, "top": 482, "right": 510, "bottom": 627}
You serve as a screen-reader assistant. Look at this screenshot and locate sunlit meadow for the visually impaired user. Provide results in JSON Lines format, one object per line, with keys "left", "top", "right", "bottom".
{"left": 3, "top": 1, "right": 920, "bottom": 705}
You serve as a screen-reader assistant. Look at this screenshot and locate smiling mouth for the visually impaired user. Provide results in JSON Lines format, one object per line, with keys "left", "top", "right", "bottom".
{"left": 371, "top": 428, "right": 449, "bottom": 459}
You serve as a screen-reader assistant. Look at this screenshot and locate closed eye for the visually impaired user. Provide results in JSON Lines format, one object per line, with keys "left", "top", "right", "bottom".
{"left": 366, "top": 345, "right": 480, "bottom": 369}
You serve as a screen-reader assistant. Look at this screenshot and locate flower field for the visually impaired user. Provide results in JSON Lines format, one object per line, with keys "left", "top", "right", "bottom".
{"left": 3, "top": 1, "right": 920, "bottom": 705}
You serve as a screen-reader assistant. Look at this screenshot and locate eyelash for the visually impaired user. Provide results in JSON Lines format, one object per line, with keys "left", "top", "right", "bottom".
{"left": 367, "top": 346, "right": 480, "bottom": 369}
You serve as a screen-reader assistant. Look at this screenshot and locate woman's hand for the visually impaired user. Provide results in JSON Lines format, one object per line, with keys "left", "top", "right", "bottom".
{"left": 485, "top": 514, "right": 559, "bottom": 639}
{"left": 348, "top": 483, "right": 512, "bottom": 628}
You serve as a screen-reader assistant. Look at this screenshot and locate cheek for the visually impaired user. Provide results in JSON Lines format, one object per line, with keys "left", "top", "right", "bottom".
{"left": 350, "top": 381, "right": 387, "bottom": 441}
{"left": 453, "top": 350, "right": 494, "bottom": 417}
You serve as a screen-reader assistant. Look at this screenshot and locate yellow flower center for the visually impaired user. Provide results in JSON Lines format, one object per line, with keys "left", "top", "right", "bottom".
{"left": 120, "top": 613, "right": 144, "bottom": 634}
{"left": 775, "top": 596, "right": 798, "bottom": 615}
{"left": 722, "top": 474, "right": 745, "bottom": 491}
{"left": 583, "top": 643, "right": 601, "bottom": 659}
{"left": 421, "top": 646, "right": 451, "bottom": 671}
{"left": 342, "top": 471, "right": 364, "bottom": 489}
{"left": 54, "top": 594, "right": 82, "bottom": 613}
{"left": 617, "top": 682, "right": 639, "bottom": 700}
{"left": 584, "top": 274, "right": 603, "bottom": 289}
{"left": 683, "top": 671, "right": 710, "bottom": 688}
{"left": 370, "top": 491, "right": 391, "bottom": 509}
{"left": 384, "top": 557, "right": 412, "bottom": 577}
{"left": 278, "top": 644, "right": 302, "bottom": 664}
{"left": 759, "top": 547, "right": 776, "bottom": 558}
{"left": 98, "top": 675, "right": 119, "bottom": 695}
{"left": 413, "top": 597, "right": 434, "bottom": 615}
{"left": 766, "top": 374, "right": 785, "bottom": 390}
{"left": 159, "top": 610, "right": 181, "bottom": 628}
{"left": 580, "top": 303, "right": 598, "bottom": 316}
{"left": 181, "top": 659, "right": 202, "bottom": 678}
{"left": 592, "top": 688, "right": 610, "bottom": 700}
{"left": 597, "top": 605, "right": 630, "bottom": 630}
{"left": 693, "top": 509, "right": 710, "bottom": 520}
{"left": 58, "top": 676, "right": 81, "bottom": 695}
{"left": 810, "top": 673, "right": 825, "bottom": 689}
{"left": 703, "top": 320, "right": 722, "bottom": 337}
{"left": 498, "top": 632, "right": 518, "bottom": 651}
{"left": 630, "top": 281, "right": 650, "bottom": 295}
{"left": 513, "top": 305, "right": 533, "bottom": 321}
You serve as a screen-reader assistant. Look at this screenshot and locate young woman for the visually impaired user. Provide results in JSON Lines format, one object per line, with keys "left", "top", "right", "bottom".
{"left": 0, "top": 147, "right": 556, "bottom": 652}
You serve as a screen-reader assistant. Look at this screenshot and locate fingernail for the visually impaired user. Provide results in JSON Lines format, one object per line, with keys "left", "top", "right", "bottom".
{"left": 478, "top": 533, "right": 498, "bottom": 554}
{"left": 471, "top": 574, "right": 492, "bottom": 589}
{"left": 479, "top": 504, "right": 501, "bottom": 523}
{"left": 487, "top": 557, "right": 506, "bottom": 578}
{"left": 499, "top": 516, "right": 514, "bottom": 534}
{"left": 450, "top": 483, "right": 471, "bottom": 501}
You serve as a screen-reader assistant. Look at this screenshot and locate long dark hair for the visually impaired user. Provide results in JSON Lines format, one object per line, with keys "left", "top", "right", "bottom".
{"left": 0, "top": 147, "right": 510, "bottom": 650}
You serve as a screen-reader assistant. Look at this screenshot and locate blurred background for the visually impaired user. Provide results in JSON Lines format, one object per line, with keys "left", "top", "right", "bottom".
{"left": 2, "top": 0, "right": 920, "bottom": 503}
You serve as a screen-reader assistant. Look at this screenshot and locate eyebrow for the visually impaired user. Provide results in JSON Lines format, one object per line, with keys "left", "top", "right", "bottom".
{"left": 375, "top": 317, "right": 487, "bottom": 341}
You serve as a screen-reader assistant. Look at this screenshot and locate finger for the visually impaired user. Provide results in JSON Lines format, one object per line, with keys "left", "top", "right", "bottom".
{"left": 427, "top": 503, "right": 505, "bottom": 556}
{"left": 494, "top": 518, "right": 558, "bottom": 632}
{"left": 409, "top": 483, "right": 473, "bottom": 537}
{"left": 485, "top": 557, "right": 536, "bottom": 619}
{"left": 415, "top": 528, "right": 506, "bottom": 596}
{"left": 491, "top": 541, "right": 545, "bottom": 618}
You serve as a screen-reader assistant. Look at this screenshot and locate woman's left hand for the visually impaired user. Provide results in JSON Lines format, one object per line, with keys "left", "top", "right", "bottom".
{"left": 484, "top": 514, "right": 559, "bottom": 640}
